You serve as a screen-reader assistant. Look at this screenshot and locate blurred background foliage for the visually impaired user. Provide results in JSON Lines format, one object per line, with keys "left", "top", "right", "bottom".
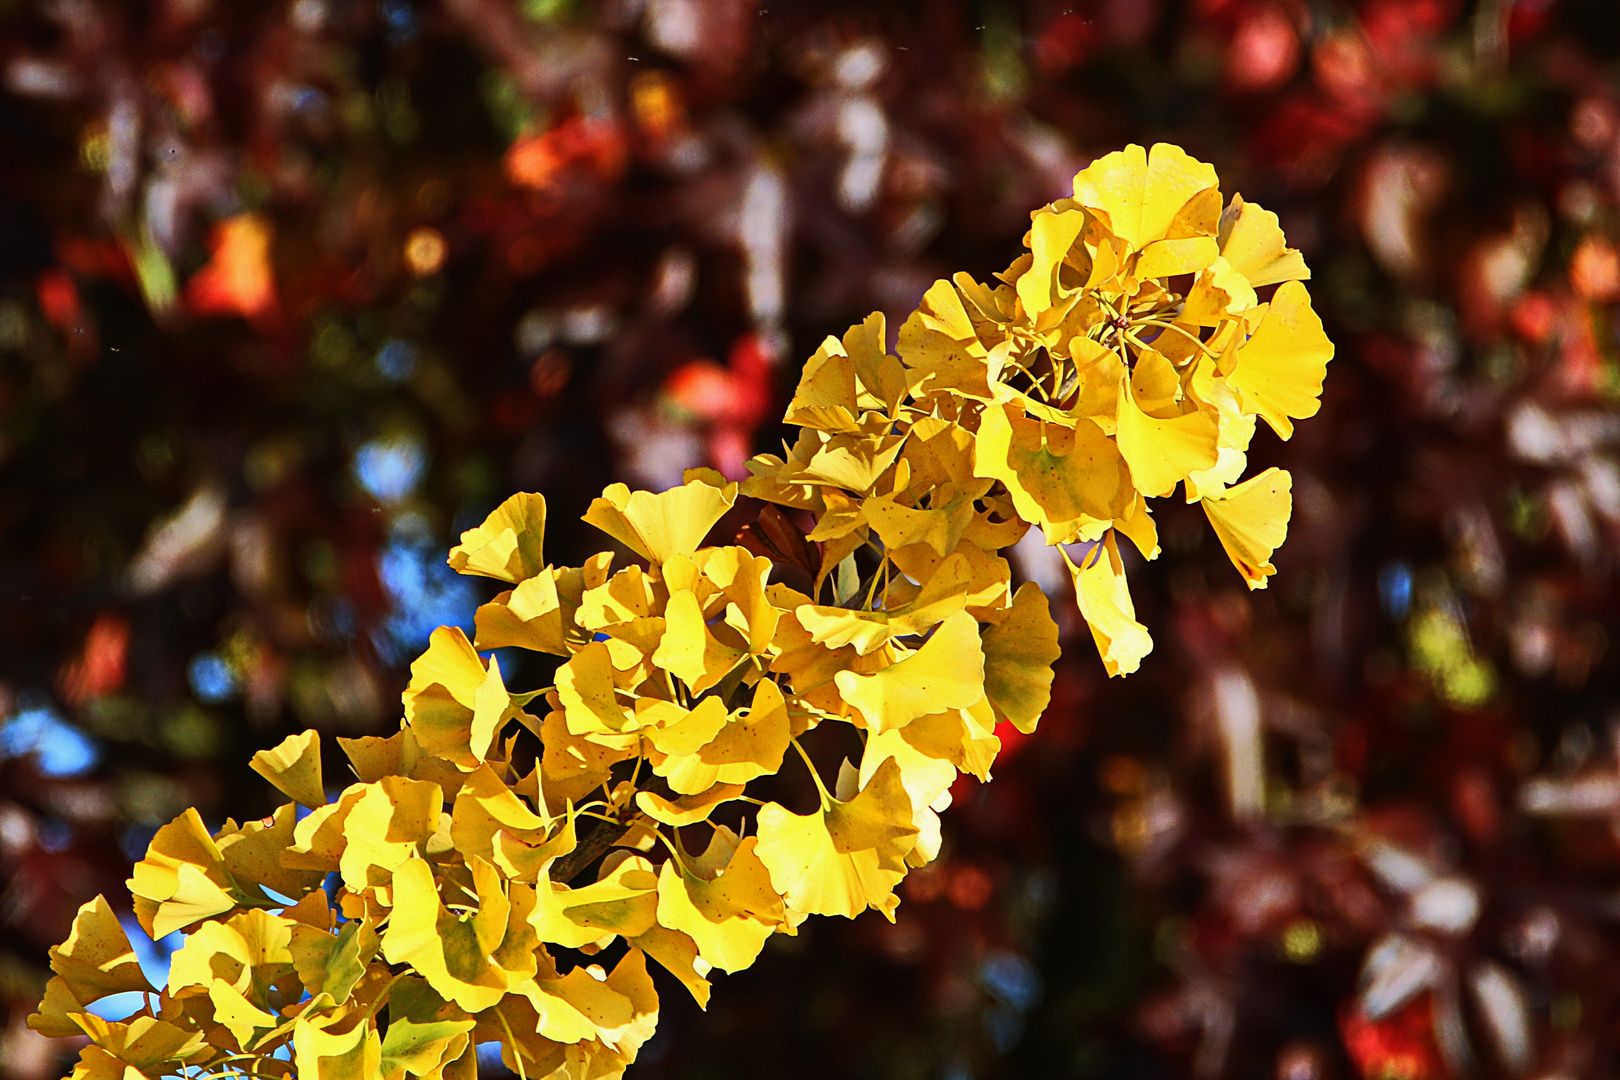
{"left": 5, "top": 0, "right": 1620, "bottom": 1078}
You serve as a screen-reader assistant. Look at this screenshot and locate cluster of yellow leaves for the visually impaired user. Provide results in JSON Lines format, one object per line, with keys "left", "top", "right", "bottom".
{"left": 748, "top": 142, "right": 1330, "bottom": 675}
{"left": 31, "top": 144, "right": 1328, "bottom": 1080}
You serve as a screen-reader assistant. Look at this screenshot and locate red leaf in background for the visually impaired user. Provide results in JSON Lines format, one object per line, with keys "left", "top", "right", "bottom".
{"left": 54, "top": 237, "right": 134, "bottom": 283}
{"left": 993, "top": 718, "right": 1034, "bottom": 764}
{"left": 35, "top": 269, "right": 81, "bottom": 335}
{"left": 1359, "top": 0, "right": 1459, "bottom": 90}
{"left": 1559, "top": 311, "right": 1604, "bottom": 395}
{"left": 1034, "top": 12, "right": 1101, "bottom": 75}
{"left": 664, "top": 359, "right": 736, "bottom": 421}
{"left": 1225, "top": 5, "right": 1300, "bottom": 92}
{"left": 1250, "top": 92, "right": 1372, "bottom": 184}
{"left": 1508, "top": 290, "right": 1558, "bottom": 343}
{"left": 56, "top": 612, "right": 129, "bottom": 705}
{"left": 1570, "top": 236, "right": 1620, "bottom": 302}
{"left": 185, "top": 214, "right": 277, "bottom": 320}
{"left": 663, "top": 333, "right": 774, "bottom": 478}
{"left": 1508, "top": 0, "right": 1555, "bottom": 45}
{"left": 1340, "top": 995, "right": 1446, "bottom": 1080}
{"left": 505, "top": 116, "right": 627, "bottom": 194}
{"left": 36, "top": 266, "right": 98, "bottom": 361}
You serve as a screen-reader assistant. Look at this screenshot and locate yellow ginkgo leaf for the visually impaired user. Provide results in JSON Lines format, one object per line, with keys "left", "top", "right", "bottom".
{"left": 577, "top": 564, "right": 658, "bottom": 629}
{"left": 293, "top": 1016, "right": 382, "bottom": 1080}
{"left": 648, "top": 678, "right": 793, "bottom": 794}
{"left": 1202, "top": 467, "right": 1292, "bottom": 589}
{"left": 492, "top": 813, "right": 576, "bottom": 886}
{"left": 656, "top": 831, "right": 783, "bottom": 973}
{"left": 1016, "top": 208, "right": 1088, "bottom": 319}
{"left": 1067, "top": 533, "right": 1153, "bottom": 677}
{"left": 286, "top": 783, "right": 367, "bottom": 873}
{"left": 449, "top": 763, "right": 557, "bottom": 868}
{"left": 128, "top": 807, "right": 239, "bottom": 939}
{"left": 754, "top": 757, "right": 919, "bottom": 920}
{"left": 26, "top": 897, "right": 154, "bottom": 1038}
{"left": 556, "top": 641, "right": 635, "bottom": 735}
{"left": 1218, "top": 194, "right": 1310, "bottom": 288}
{"left": 208, "top": 980, "right": 281, "bottom": 1047}
{"left": 974, "top": 402, "right": 1126, "bottom": 544}
{"left": 69, "top": 1014, "right": 209, "bottom": 1074}
{"left": 48, "top": 895, "right": 154, "bottom": 1001}
{"left": 1183, "top": 356, "right": 1257, "bottom": 501}
{"left": 1111, "top": 490, "right": 1161, "bottom": 563}
{"left": 518, "top": 949, "right": 656, "bottom": 1054}
{"left": 767, "top": 588, "right": 872, "bottom": 709}
{"left": 338, "top": 728, "right": 422, "bottom": 784}
{"left": 538, "top": 705, "right": 636, "bottom": 811}
{"left": 531, "top": 971, "right": 631, "bottom": 1049}
{"left": 402, "top": 627, "right": 517, "bottom": 769}
{"left": 650, "top": 589, "right": 745, "bottom": 693}
{"left": 378, "top": 976, "right": 474, "bottom": 1080}
{"left": 920, "top": 699, "right": 1002, "bottom": 781}
{"left": 858, "top": 726, "right": 959, "bottom": 817}
{"left": 382, "top": 857, "right": 537, "bottom": 1013}
{"left": 704, "top": 546, "right": 781, "bottom": 654}
{"left": 584, "top": 476, "right": 737, "bottom": 565}
{"left": 1134, "top": 235, "right": 1219, "bottom": 280}
{"left": 834, "top": 610, "right": 985, "bottom": 733}
{"left": 635, "top": 783, "right": 746, "bottom": 826}
{"left": 337, "top": 775, "right": 444, "bottom": 898}
{"left": 249, "top": 729, "right": 327, "bottom": 808}
{"left": 861, "top": 481, "right": 989, "bottom": 560}
{"left": 472, "top": 994, "right": 569, "bottom": 1076}
{"left": 474, "top": 571, "right": 568, "bottom": 656}
{"left": 782, "top": 313, "right": 908, "bottom": 431}
{"left": 215, "top": 793, "right": 332, "bottom": 906}
{"left": 1180, "top": 256, "right": 1258, "bottom": 327}
{"left": 631, "top": 923, "right": 712, "bottom": 1008}
{"left": 783, "top": 333, "right": 861, "bottom": 432}
{"left": 68, "top": 1044, "right": 165, "bottom": 1080}
{"left": 447, "top": 492, "right": 547, "bottom": 582}
{"left": 167, "top": 908, "right": 293, "bottom": 1005}
{"left": 1115, "top": 360, "right": 1220, "bottom": 499}
{"left": 791, "top": 431, "right": 908, "bottom": 493}
{"left": 530, "top": 855, "right": 659, "bottom": 949}
{"left": 843, "top": 310, "right": 911, "bottom": 416}
{"left": 1226, "top": 280, "right": 1333, "bottom": 439}
{"left": 700, "top": 676, "right": 794, "bottom": 785}
{"left": 291, "top": 916, "right": 378, "bottom": 1006}
{"left": 1071, "top": 143, "right": 1219, "bottom": 253}
{"left": 27, "top": 979, "right": 94, "bottom": 1040}
{"left": 897, "top": 415, "right": 978, "bottom": 491}
{"left": 804, "top": 486, "right": 864, "bottom": 543}
{"left": 795, "top": 553, "right": 971, "bottom": 655}
{"left": 899, "top": 278, "right": 994, "bottom": 403}
{"left": 404, "top": 625, "right": 485, "bottom": 708}
{"left": 1077, "top": 217, "right": 1125, "bottom": 289}
{"left": 885, "top": 539, "right": 1014, "bottom": 620}
{"left": 643, "top": 698, "right": 729, "bottom": 795}
{"left": 641, "top": 696, "right": 729, "bottom": 757}
{"left": 980, "top": 582, "right": 1061, "bottom": 733}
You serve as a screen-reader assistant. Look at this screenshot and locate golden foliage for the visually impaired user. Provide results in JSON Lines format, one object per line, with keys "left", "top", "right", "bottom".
{"left": 33, "top": 145, "right": 1327, "bottom": 1080}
